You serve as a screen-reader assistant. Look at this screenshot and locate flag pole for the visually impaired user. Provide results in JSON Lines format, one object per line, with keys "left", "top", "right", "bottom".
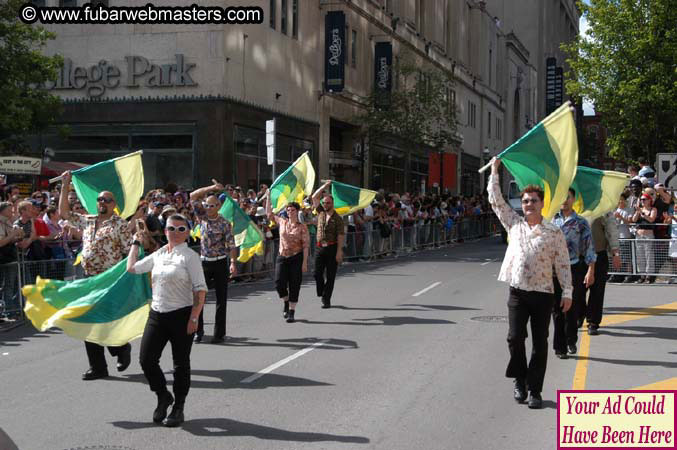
{"left": 48, "top": 150, "right": 144, "bottom": 184}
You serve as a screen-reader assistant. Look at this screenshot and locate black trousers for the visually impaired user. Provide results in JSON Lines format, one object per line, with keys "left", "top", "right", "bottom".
{"left": 586, "top": 251, "right": 608, "bottom": 327}
{"left": 81, "top": 272, "right": 131, "bottom": 371}
{"left": 85, "top": 341, "right": 131, "bottom": 372}
{"left": 505, "top": 287, "right": 554, "bottom": 394}
{"left": 276, "top": 252, "right": 303, "bottom": 303}
{"left": 314, "top": 244, "right": 338, "bottom": 305}
{"left": 139, "top": 306, "right": 194, "bottom": 404}
{"left": 197, "top": 258, "right": 228, "bottom": 338}
{"left": 552, "top": 261, "right": 587, "bottom": 353}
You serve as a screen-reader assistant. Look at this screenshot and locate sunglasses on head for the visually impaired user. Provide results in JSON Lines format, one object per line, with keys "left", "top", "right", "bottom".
{"left": 202, "top": 203, "right": 218, "bottom": 209}
{"left": 166, "top": 225, "right": 188, "bottom": 232}
{"left": 97, "top": 197, "right": 114, "bottom": 204}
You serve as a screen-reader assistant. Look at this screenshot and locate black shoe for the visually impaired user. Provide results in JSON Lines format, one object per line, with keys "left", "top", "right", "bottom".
{"left": 528, "top": 392, "right": 543, "bottom": 409}
{"left": 153, "top": 391, "right": 174, "bottom": 423}
{"left": 116, "top": 344, "right": 131, "bottom": 372}
{"left": 513, "top": 378, "right": 527, "bottom": 403}
{"left": 194, "top": 334, "right": 202, "bottom": 343}
{"left": 210, "top": 336, "right": 225, "bottom": 344}
{"left": 283, "top": 301, "right": 289, "bottom": 319}
{"left": 321, "top": 303, "right": 331, "bottom": 309}
{"left": 162, "top": 405, "right": 184, "bottom": 427}
{"left": 635, "top": 276, "right": 645, "bottom": 284}
{"left": 568, "top": 344, "right": 577, "bottom": 354}
{"left": 588, "top": 326, "right": 599, "bottom": 336}
{"left": 555, "top": 351, "right": 568, "bottom": 359}
{"left": 82, "top": 368, "right": 108, "bottom": 380}
{"left": 577, "top": 319, "right": 584, "bottom": 329}
{"left": 286, "top": 310, "right": 295, "bottom": 323}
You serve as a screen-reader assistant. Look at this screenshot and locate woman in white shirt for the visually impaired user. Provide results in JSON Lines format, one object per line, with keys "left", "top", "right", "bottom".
{"left": 127, "top": 214, "right": 207, "bottom": 428}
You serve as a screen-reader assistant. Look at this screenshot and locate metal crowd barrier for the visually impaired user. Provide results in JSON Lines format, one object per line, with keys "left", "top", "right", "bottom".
{"left": 1, "top": 215, "right": 502, "bottom": 322}
{"left": 608, "top": 238, "right": 677, "bottom": 280}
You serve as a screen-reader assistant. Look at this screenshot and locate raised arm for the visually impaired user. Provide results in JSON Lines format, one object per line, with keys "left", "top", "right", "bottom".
{"left": 190, "top": 179, "right": 224, "bottom": 202}
{"left": 312, "top": 180, "right": 332, "bottom": 209}
{"left": 486, "top": 158, "right": 520, "bottom": 230}
{"left": 58, "top": 171, "right": 72, "bottom": 220}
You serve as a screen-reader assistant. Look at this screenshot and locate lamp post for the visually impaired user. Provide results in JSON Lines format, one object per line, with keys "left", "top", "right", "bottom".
{"left": 482, "top": 146, "right": 491, "bottom": 191}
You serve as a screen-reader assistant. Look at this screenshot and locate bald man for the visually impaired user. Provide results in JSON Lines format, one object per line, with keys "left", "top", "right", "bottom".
{"left": 59, "top": 171, "right": 136, "bottom": 380}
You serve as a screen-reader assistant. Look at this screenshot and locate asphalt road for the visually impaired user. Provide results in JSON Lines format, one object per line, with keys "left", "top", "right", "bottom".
{"left": 1, "top": 237, "right": 675, "bottom": 450}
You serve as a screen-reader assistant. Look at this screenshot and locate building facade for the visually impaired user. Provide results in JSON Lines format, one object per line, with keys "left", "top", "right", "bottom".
{"left": 34, "top": 0, "right": 579, "bottom": 195}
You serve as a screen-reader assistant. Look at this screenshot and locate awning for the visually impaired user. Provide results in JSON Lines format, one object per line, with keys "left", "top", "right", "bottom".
{"left": 40, "top": 161, "right": 89, "bottom": 177}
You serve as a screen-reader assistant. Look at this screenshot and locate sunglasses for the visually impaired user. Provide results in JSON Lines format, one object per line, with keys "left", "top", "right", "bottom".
{"left": 97, "top": 197, "right": 114, "bottom": 204}
{"left": 521, "top": 198, "right": 540, "bottom": 205}
{"left": 166, "top": 225, "right": 188, "bottom": 232}
{"left": 202, "top": 203, "right": 218, "bottom": 209}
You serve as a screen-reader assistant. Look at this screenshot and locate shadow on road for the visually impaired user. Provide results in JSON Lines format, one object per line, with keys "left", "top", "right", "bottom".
{"left": 0, "top": 324, "right": 61, "bottom": 348}
{"left": 572, "top": 355, "right": 677, "bottom": 369}
{"left": 602, "top": 306, "right": 677, "bottom": 317}
{"left": 111, "top": 417, "right": 370, "bottom": 443}
{"left": 297, "top": 316, "right": 455, "bottom": 327}
{"left": 223, "top": 336, "right": 359, "bottom": 350}
{"left": 331, "top": 304, "right": 480, "bottom": 313}
{"left": 108, "top": 369, "right": 333, "bottom": 390}
{"left": 598, "top": 325, "right": 677, "bottom": 341}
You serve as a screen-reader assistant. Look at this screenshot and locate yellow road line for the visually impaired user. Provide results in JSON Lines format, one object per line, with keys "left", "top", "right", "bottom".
{"left": 632, "top": 378, "right": 677, "bottom": 390}
{"left": 571, "top": 300, "right": 677, "bottom": 391}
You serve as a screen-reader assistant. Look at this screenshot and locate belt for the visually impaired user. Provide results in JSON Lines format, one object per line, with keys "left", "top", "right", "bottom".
{"left": 201, "top": 255, "right": 228, "bottom": 262}
{"left": 317, "top": 241, "right": 337, "bottom": 248}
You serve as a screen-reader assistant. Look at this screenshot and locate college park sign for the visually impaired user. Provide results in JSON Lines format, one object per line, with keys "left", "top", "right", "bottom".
{"left": 46, "top": 54, "right": 197, "bottom": 97}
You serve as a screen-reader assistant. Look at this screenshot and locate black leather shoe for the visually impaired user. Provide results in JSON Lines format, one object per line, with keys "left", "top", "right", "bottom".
{"left": 283, "top": 301, "right": 289, "bottom": 319}
{"left": 194, "top": 334, "right": 202, "bottom": 343}
{"left": 528, "top": 392, "right": 543, "bottom": 409}
{"left": 163, "top": 405, "right": 184, "bottom": 427}
{"left": 321, "top": 303, "right": 330, "bottom": 309}
{"left": 588, "top": 326, "right": 599, "bottom": 336}
{"left": 153, "top": 391, "right": 174, "bottom": 423}
{"left": 82, "top": 368, "right": 108, "bottom": 380}
{"left": 116, "top": 344, "right": 131, "bottom": 372}
{"left": 513, "top": 378, "right": 527, "bottom": 403}
{"left": 555, "top": 351, "right": 568, "bottom": 359}
{"left": 210, "top": 336, "right": 225, "bottom": 344}
{"left": 568, "top": 344, "right": 577, "bottom": 354}
{"left": 286, "top": 310, "right": 295, "bottom": 323}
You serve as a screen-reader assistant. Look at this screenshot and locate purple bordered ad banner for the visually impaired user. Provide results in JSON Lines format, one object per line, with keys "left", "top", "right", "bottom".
{"left": 558, "top": 390, "right": 676, "bottom": 449}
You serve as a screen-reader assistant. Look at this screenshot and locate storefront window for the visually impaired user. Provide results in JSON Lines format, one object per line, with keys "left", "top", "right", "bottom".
{"left": 234, "top": 125, "right": 313, "bottom": 189}
{"left": 371, "top": 146, "right": 405, "bottom": 193}
{"left": 410, "top": 154, "right": 428, "bottom": 195}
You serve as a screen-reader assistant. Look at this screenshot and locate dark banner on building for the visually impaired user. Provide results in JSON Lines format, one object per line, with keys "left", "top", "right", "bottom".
{"left": 324, "top": 11, "right": 345, "bottom": 92}
{"left": 374, "top": 41, "right": 392, "bottom": 108}
{"left": 554, "top": 67, "right": 563, "bottom": 107}
{"left": 545, "top": 57, "right": 557, "bottom": 114}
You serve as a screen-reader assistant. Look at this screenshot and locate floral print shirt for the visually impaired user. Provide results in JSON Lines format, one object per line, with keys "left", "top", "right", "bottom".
{"left": 192, "top": 201, "right": 236, "bottom": 258}
{"left": 69, "top": 213, "right": 132, "bottom": 276}
{"left": 487, "top": 174, "right": 573, "bottom": 299}
{"left": 275, "top": 216, "right": 310, "bottom": 257}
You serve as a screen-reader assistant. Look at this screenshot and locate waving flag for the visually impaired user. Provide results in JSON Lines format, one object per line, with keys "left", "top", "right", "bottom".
{"left": 498, "top": 102, "right": 578, "bottom": 219}
{"left": 219, "top": 195, "right": 264, "bottom": 263}
{"left": 572, "top": 166, "right": 629, "bottom": 222}
{"left": 22, "top": 256, "right": 152, "bottom": 346}
{"left": 331, "top": 181, "right": 377, "bottom": 216}
{"left": 270, "top": 152, "right": 315, "bottom": 213}
{"left": 71, "top": 151, "right": 144, "bottom": 219}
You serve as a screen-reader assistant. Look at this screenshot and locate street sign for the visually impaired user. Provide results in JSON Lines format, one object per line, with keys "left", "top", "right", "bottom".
{"left": 266, "top": 119, "right": 275, "bottom": 165}
{"left": 656, "top": 153, "right": 677, "bottom": 189}
{"left": 0, "top": 156, "right": 42, "bottom": 175}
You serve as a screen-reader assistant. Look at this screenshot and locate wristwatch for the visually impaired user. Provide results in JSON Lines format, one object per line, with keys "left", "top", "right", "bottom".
{"left": 190, "top": 317, "right": 198, "bottom": 324}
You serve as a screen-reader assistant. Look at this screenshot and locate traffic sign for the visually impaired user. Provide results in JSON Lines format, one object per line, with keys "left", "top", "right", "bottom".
{"left": 656, "top": 153, "right": 677, "bottom": 189}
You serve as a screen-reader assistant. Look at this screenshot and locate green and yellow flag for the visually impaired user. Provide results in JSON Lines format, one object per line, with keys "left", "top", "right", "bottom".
{"left": 571, "top": 166, "right": 629, "bottom": 222}
{"left": 71, "top": 151, "right": 144, "bottom": 219}
{"left": 270, "top": 152, "right": 315, "bottom": 213}
{"left": 22, "top": 255, "right": 152, "bottom": 347}
{"left": 498, "top": 102, "right": 578, "bottom": 219}
{"left": 219, "top": 195, "right": 264, "bottom": 263}
{"left": 331, "top": 181, "right": 377, "bottom": 216}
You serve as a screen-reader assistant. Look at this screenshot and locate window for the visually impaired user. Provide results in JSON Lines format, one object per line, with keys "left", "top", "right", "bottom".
{"left": 446, "top": 87, "right": 456, "bottom": 118}
{"left": 488, "top": 49, "right": 492, "bottom": 86}
{"left": 292, "top": 0, "right": 298, "bottom": 38}
{"left": 281, "top": 0, "right": 287, "bottom": 34}
{"left": 488, "top": 111, "right": 491, "bottom": 138}
{"left": 351, "top": 29, "right": 357, "bottom": 68}
{"left": 269, "top": 0, "right": 276, "bottom": 29}
{"left": 467, "top": 101, "right": 476, "bottom": 128}
{"left": 496, "top": 117, "right": 502, "bottom": 139}
{"left": 59, "top": 0, "right": 77, "bottom": 6}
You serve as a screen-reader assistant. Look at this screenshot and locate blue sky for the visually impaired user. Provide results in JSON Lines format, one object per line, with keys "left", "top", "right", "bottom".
{"left": 579, "top": 0, "right": 595, "bottom": 115}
